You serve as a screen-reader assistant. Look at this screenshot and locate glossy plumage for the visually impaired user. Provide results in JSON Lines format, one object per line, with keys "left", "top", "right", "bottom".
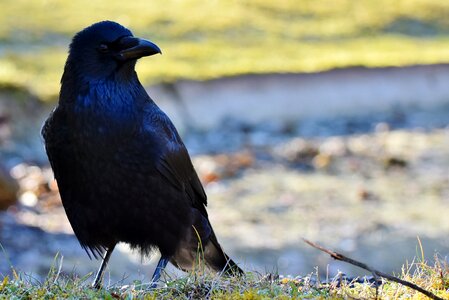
{"left": 42, "top": 21, "right": 242, "bottom": 288}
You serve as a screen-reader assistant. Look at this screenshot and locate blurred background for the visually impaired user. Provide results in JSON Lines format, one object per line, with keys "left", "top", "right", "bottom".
{"left": 1, "top": 0, "right": 449, "bottom": 284}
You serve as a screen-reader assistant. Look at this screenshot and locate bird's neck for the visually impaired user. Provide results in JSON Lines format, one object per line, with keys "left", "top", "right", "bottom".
{"left": 62, "top": 74, "right": 151, "bottom": 134}
{"left": 67, "top": 73, "right": 146, "bottom": 110}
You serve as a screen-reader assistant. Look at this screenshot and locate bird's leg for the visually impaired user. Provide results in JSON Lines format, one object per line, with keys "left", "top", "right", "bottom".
{"left": 150, "top": 255, "right": 169, "bottom": 288}
{"left": 92, "top": 245, "right": 116, "bottom": 289}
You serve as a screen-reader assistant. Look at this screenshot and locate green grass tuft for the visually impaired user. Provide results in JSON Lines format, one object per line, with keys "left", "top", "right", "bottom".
{"left": 2, "top": 254, "right": 449, "bottom": 299}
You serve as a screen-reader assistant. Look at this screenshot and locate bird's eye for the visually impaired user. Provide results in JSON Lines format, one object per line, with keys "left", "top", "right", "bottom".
{"left": 98, "top": 43, "right": 109, "bottom": 53}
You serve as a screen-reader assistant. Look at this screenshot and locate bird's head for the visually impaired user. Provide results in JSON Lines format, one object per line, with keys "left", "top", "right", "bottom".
{"left": 63, "top": 21, "right": 161, "bottom": 82}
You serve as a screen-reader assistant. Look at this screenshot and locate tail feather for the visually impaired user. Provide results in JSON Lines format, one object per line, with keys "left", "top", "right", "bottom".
{"left": 171, "top": 207, "right": 244, "bottom": 275}
{"left": 204, "top": 231, "right": 244, "bottom": 276}
{"left": 221, "top": 252, "right": 245, "bottom": 276}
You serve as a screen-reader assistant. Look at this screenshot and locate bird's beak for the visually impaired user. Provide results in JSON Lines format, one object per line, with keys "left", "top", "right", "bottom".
{"left": 116, "top": 36, "right": 162, "bottom": 61}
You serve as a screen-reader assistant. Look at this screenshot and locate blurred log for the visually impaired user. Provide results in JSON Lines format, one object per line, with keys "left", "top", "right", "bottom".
{"left": 0, "top": 164, "right": 18, "bottom": 210}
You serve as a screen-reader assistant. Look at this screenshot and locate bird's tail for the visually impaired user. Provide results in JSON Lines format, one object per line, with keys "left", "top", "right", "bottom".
{"left": 202, "top": 229, "right": 244, "bottom": 276}
{"left": 171, "top": 209, "right": 244, "bottom": 275}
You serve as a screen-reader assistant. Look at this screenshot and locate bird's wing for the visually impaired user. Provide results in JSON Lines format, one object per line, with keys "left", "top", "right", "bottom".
{"left": 144, "top": 107, "right": 208, "bottom": 213}
{"left": 156, "top": 137, "right": 244, "bottom": 275}
{"left": 154, "top": 133, "right": 242, "bottom": 273}
{"left": 156, "top": 138, "right": 208, "bottom": 213}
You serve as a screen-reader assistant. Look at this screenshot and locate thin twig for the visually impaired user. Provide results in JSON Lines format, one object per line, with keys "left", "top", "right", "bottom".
{"left": 303, "top": 238, "right": 444, "bottom": 300}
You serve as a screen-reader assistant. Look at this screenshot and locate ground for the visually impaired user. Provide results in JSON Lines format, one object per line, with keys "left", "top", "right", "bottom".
{"left": 1, "top": 104, "right": 448, "bottom": 284}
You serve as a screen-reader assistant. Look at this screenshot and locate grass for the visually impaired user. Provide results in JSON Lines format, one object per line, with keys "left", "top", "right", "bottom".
{"left": 1, "top": 254, "right": 449, "bottom": 299}
{"left": 1, "top": 0, "right": 449, "bottom": 100}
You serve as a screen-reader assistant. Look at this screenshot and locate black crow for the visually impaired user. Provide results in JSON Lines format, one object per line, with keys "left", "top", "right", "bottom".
{"left": 42, "top": 20, "right": 243, "bottom": 288}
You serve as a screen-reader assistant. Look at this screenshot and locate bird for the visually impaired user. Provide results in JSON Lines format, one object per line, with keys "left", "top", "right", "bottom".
{"left": 41, "top": 20, "right": 243, "bottom": 288}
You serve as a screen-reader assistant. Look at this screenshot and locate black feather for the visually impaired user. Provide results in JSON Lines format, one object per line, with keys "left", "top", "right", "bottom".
{"left": 41, "top": 21, "right": 243, "bottom": 280}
